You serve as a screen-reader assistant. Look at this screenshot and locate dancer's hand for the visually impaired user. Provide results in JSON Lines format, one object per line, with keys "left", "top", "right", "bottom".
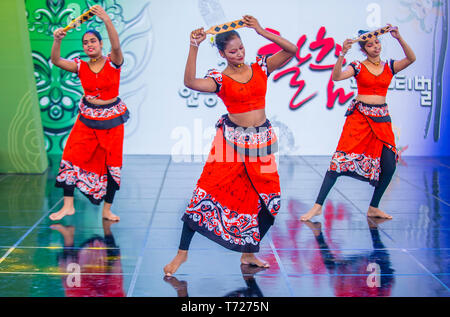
{"left": 341, "top": 39, "right": 353, "bottom": 55}
{"left": 53, "top": 28, "right": 67, "bottom": 41}
{"left": 388, "top": 23, "right": 401, "bottom": 40}
{"left": 91, "top": 5, "right": 110, "bottom": 22}
{"left": 242, "top": 15, "right": 264, "bottom": 35}
{"left": 190, "top": 28, "right": 206, "bottom": 47}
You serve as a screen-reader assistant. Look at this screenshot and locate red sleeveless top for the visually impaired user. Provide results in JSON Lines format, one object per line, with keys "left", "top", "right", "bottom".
{"left": 350, "top": 60, "right": 395, "bottom": 97}
{"left": 74, "top": 56, "right": 121, "bottom": 100}
{"left": 205, "top": 56, "right": 268, "bottom": 114}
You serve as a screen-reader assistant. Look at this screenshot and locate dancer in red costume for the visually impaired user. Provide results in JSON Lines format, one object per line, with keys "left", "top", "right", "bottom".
{"left": 304, "top": 218, "right": 395, "bottom": 297}
{"left": 164, "top": 15, "right": 297, "bottom": 276}
{"left": 49, "top": 6, "right": 128, "bottom": 222}
{"left": 301, "top": 24, "right": 416, "bottom": 222}
{"left": 51, "top": 220, "right": 125, "bottom": 297}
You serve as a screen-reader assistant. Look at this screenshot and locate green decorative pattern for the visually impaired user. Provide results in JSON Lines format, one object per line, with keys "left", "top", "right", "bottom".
{"left": 0, "top": 0, "right": 47, "bottom": 174}
{"left": 7, "top": 90, "right": 47, "bottom": 173}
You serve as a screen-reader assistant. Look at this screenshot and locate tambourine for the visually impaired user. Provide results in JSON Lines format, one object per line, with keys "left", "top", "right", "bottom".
{"left": 351, "top": 25, "right": 392, "bottom": 43}
{"left": 63, "top": 8, "right": 95, "bottom": 32}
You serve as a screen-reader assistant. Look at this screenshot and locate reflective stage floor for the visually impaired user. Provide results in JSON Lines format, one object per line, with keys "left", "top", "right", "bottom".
{"left": 0, "top": 155, "right": 449, "bottom": 297}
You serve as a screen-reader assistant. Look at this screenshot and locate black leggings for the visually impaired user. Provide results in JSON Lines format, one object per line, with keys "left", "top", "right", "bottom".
{"left": 63, "top": 171, "right": 118, "bottom": 204}
{"left": 179, "top": 198, "right": 274, "bottom": 251}
{"left": 315, "top": 146, "right": 396, "bottom": 208}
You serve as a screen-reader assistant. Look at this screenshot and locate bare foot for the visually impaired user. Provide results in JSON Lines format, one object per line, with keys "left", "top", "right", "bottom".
{"left": 163, "top": 276, "right": 188, "bottom": 297}
{"left": 240, "top": 253, "right": 269, "bottom": 268}
{"left": 367, "top": 216, "right": 391, "bottom": 228}
{"left": 304, "top": 221, "right": 322, "bottom": 237}
{"left": 300, "top": 203, "right": 322, "bottom": 221}
{"left": 102, "top": 202, "right": 120, "bottom": 222}
{"left": 164, "top": 250, "right": 188, "bottom": 276}
{"left": 50, "top": 223, "right": 75, "bottom": 235}
{"left": 102, "top": 210, "right": 120, "bottom": 222}
{"left": 50, "top": 224, "right": 75, "bottom": 246}
{"left": 240, "top": 263, "right": 267, "bottom": 280}
{"left": 49, "top": 198, "right": 75, "bottom": 221}
{"left": 102, "top": 218, "right": 115, "bottom": 234}
{"left": 367, "top": 206, "right": 393, "bottom": 219}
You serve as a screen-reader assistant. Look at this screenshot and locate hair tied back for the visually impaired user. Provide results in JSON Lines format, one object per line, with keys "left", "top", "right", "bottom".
{"left": 358, "top": 29, "right": 369, "bottom": 37}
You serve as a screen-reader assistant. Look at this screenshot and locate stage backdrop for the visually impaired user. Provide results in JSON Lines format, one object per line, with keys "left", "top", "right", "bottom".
{"left": 24, "top": 0, "right": 449, "bottom": 157}
{"left": 0, "top": 0, "right": 48, "bottom": 174}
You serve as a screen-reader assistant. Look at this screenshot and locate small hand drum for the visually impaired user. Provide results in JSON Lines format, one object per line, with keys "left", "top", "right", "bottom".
{"left": 63, "top": 9, "right": 95, "bottom": 32}
{"left": 352, "top": 25, "right": 392, "bottom": 43}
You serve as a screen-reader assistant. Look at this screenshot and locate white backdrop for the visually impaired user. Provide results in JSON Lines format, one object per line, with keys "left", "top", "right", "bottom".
{"left": 114, "top": 0, "right": 449, "bottom": 156}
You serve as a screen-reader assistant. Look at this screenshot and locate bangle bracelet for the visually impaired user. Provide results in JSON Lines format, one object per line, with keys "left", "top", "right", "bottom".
{"left": 190, "top": 38, "right": 199, "bottom": 47}
{"left": 339, "top": 51, "right": 346, "bottom": 57}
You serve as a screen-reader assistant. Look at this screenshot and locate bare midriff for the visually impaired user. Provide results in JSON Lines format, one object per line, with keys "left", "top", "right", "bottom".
{"left": 86, "top": 96, "right": 118, "bottom": 105}
{"left": 228, "top": 108, "right": 266, "bottom": 127}
{"left": 355, "top": 94, "right": 386, "bottom": 105}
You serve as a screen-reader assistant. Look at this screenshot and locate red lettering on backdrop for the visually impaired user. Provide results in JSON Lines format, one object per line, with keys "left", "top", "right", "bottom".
{"left": 257, "top": 26, "right": 354, "bottom": 110}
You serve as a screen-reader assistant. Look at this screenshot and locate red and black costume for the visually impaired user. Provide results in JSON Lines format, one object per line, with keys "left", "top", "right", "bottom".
{"left": 55, "top": 56, "right": 129, "bottom": 205}
{"left": 316, "top": 60, "right": 398, "bottom": 208}
{"left": 58, "top": 233, "right": 125, "bottom": 297}
{"left": 180, "top": 56, "right": 281, "bottom": 253}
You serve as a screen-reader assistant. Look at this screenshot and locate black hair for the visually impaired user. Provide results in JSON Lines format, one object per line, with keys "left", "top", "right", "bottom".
{"left": 82, "top": 29, "right": 102, "bottom": 42}
{"left": 215, "top": 30, "right": 241, "bottom": 52}
{"left": 358, "top": 30, "right": 369, "bottom": 52}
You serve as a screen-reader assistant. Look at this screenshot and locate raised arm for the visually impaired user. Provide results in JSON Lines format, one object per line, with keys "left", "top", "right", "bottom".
{"left": 91, "top": 5, "right": 123, "bottom": 66}
{"left": 51, "top": 28, "right": 78, "bottom": 73}
{"left": 243, "top": 15, "right": 297, "bottom": 74}
{"left": 183, "top": 28, "right": 218, "bottom": 93}
{"left": 332, "top": 39, "right": 355, "bottom": 81}
{"left": 388, "top": 25, "right": 416, "bottom": 73}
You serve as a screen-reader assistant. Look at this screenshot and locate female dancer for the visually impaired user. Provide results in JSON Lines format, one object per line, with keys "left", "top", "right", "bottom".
{"left": 51, "top": 220, "right": 125, "bottom": 296}
{"left": 164, "top": 15, "right": 297, "bottom": 276}
{"left": 301, "top": 25, "right": 416, "bottom": 221}
{"left": 49, "top": 5, "right": 128, "bottom": 222}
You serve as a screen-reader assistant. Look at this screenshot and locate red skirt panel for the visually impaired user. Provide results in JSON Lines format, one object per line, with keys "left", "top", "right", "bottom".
{"left": 59, "top": 238, "right": 125, "bottom": 297}
{"left": 329, "top": 99, "right": 397, "bottom": 186}
{"left": 182, "top": 115, "right": 281, "bottom": 253}
{"left": 55, "top": 116, "right": 124, "bottom": 204}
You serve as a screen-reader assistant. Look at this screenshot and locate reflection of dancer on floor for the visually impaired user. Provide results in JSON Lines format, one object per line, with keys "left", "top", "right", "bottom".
{"left": 301, "top": 25, "right": 416, "bottom": 221}
{"left": 305, "top": 218, "right": 395, "bottom": 296}
{"left": 224, "top": 264, "right": 265, "bottom": 297}
{"left": 164, "top": 276, "right": 189, "bottom": 297}
{"left": 164, "top": 15, "right": 297, "bottom": 276}
{"left": 164, "top": 264, "right": 265, "bottom": 297}
{"left": 49, "top": 5, "right": 128, "bottom": 222}
{"left": 51, "top": 219, "right": 125, "bottom": 297}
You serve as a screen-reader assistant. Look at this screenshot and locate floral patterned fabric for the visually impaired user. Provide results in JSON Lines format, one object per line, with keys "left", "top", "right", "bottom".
{"left": 55, "top": 114, "right": 124, "bottom": 205}
{"left": 79, "top": 98, "right": 128, "bottom": 120}
{"left": 56, "top": 160, "right": 121, "bottom": 204}
{"left": 182, "top": 116, "right": 281, "bottom": 253}
{"left": 329, "top": 152, "right": 381, "bottom": 185}
{"left": 345, "top": 99, "right": 391, "bottom": 122}
{"left": 328, "top": 99, "right": 397, "bottom": 186}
